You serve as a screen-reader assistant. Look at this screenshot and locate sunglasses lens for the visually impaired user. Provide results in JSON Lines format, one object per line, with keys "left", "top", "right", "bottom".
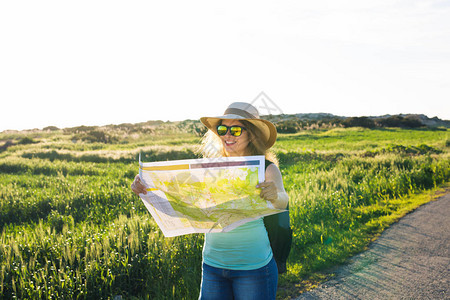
{"left": 230, "top": 126, "right": 242, "bottom": 136}
{"left": 217, "top": 125, "right": 228, "bottom": 136}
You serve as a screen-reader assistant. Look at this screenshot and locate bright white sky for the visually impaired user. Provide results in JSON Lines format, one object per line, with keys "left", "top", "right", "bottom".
{"left": 1, "top": 0, "right": 449, "bottom": 131}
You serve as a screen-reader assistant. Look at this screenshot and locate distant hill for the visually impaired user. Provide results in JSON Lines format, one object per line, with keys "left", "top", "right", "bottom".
{"left": 263, "top": 113, "right": 343, "bottom": 122}
{"left": 263, "top": 113, "right": 450, "bottom": 129}
{"left": 1, "top": 112, "right": 449, "bottom": 151}
{"left": 367, "top": 114, "right": 450, "bottom": 128}
{"left": 1, "top": 113, "right": 449, "bottom": 136}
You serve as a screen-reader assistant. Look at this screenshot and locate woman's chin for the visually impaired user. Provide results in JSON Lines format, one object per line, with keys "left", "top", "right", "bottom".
{"left": 224, "top": 146, "right": 242, "bottom": 156}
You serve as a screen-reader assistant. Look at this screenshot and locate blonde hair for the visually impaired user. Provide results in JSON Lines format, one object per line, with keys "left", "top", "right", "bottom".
{"left": 196, "top": 120, "right": 279, "bottom": 166}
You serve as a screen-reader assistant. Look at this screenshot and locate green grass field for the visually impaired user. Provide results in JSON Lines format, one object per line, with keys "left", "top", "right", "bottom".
{"left": 0, "top": 125, "right": 449, "bottom": 299}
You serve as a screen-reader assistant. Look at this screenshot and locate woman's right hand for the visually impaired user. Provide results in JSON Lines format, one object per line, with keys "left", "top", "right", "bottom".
{"left": 131, "top": 174, "right": 147, "bottom": 196}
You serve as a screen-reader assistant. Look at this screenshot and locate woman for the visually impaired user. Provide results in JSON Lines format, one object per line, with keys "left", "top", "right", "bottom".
{"left": 131, "top": 102, "right": 289, "bottom": 299}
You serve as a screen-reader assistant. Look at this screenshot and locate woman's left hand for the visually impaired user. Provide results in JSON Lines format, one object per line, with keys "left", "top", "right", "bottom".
{"left": 256, "top": 181, "right": 278, "bottom": 202}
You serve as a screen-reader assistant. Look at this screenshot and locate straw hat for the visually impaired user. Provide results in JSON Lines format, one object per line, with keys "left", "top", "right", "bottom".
{"left": 200, "top": 102, "right": 277, "bottom": 149}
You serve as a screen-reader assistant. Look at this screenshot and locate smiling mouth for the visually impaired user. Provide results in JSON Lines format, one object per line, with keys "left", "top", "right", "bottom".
{"left": 225, "top": 141, "right": 236, "bottom": 146}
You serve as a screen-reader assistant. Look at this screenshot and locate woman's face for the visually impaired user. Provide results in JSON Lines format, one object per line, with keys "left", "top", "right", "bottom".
{"left": 219, "top": 119, "right": 251, "bottom": 157}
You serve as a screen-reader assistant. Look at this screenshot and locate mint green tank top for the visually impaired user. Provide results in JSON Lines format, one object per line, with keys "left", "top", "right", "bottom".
{"left": 203, "top": 218, "right": 273, "bottom": 270}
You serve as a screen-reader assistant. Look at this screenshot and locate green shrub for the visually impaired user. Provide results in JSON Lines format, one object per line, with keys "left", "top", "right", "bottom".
{"left": 18, "top": 137, "right": 37, "bottom": 145}
{"left": 342, "top": 117, "right": 376, "bottom": 128}
{"left": 375, "top": 115, "right": 423, "bottom": 128}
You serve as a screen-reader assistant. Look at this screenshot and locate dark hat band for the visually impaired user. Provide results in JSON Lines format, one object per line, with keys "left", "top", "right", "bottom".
{"left": 224, "top": 108, "right": 257, "bottom": 119}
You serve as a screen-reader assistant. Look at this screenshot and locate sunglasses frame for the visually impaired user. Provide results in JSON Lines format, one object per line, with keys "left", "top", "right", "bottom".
{"left": 216, "top": 125, "right": 247, "bottom": 137}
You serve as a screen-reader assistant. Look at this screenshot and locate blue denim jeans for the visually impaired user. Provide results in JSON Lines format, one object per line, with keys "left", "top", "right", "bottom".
{"left": 198, "top": 256, "right": 278, "bottom": 300}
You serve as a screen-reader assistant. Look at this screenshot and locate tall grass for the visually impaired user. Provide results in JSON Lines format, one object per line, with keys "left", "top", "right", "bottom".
{"left": 0, "top": 127, "right": 449, "bottom": 299}
{"left": 0, "top": 215, "right": 203, "bottom": 299}
{"left": 284, "top": 153, "right": 448, "bottom": 272}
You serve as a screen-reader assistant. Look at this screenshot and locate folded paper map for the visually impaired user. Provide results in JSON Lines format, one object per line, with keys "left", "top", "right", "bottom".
{"left": 139, "top": 155, "right": 284, "bottom": 237}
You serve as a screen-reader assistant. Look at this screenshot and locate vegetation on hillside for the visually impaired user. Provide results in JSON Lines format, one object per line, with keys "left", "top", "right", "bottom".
{"left": 0, "top": 119, "right": 449, "bottom": 299}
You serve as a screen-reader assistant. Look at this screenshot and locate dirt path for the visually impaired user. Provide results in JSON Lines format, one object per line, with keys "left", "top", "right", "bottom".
{"left": 295, "top": 192, "right": 450, "bottom": 300}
